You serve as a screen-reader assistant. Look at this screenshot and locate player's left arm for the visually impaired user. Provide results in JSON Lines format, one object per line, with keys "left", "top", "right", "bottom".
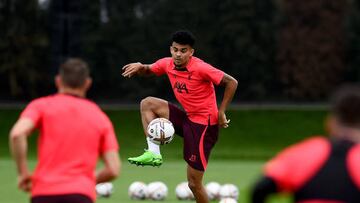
{"left": 95, "top": 117, "right": 121, "bottom": 184}
{"left": 9, "top": 118, "right": 35, "bottom": 192}
{"left": 95, "top": 150, "right": 121, "bottom": 184}
{"left": 218, "top": 73, "right": 238, "bottom": 128}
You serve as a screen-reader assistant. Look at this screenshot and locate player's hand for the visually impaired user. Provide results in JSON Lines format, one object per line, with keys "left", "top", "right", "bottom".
{"left": 122, "top": 62, "right": 143, "bottom": 78}
{"left": 218, "top": 111, "right": 230, "bottom": 128}
{"left": 18, "top": 173, "right": 32, "bottom": 192}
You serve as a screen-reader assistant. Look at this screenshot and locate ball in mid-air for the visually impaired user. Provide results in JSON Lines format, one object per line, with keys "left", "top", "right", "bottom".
{"left": 147, "top": 118, "right": 175, "bottom": 145}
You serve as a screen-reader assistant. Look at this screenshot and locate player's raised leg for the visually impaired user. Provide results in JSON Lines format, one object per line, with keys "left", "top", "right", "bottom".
{"left": 128, "top": 96, "right": 169, "bottom": 166}
{"left": 187, "top": 165, "right": 209, "bottom": 203}
{"left": 140, "top": 96, "right": 170, "bottom": 135}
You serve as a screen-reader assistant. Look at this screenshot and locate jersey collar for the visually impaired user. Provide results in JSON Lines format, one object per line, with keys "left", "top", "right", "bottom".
{"left": 172, "top": 56, "right": 194, "bottom": 72}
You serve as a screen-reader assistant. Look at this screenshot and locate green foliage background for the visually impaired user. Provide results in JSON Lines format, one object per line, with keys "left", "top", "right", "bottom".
{"left": 1, "top": 0, "right": 359, "bottom": 101}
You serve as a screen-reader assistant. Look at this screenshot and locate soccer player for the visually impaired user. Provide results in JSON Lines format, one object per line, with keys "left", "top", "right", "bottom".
{"left": 9, "top": 58, "right": 121, "bottom": 203}
{"left": 122, "top": 30, "right": 238, "bottom": 203}
{"left": 251, "top": 85, "right": 360, "bottom": 203}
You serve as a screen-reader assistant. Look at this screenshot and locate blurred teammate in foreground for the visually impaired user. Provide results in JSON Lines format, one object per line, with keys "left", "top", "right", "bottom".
{"left": 252, "top": 85, "right": 360, "bottom": 203}
{"left": 122, "top": 30, "right": 238, "bottom": 203}
{"left": 10, "top": 58, "right": 121, "bottom": 203}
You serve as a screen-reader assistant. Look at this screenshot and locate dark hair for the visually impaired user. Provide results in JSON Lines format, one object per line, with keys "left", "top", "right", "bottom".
{"left": 331, "top": 84, "right": 360, "bottom": 128}
{"left": 59, "top": 58, "right": 90, "bottom": 88}
{"left": 171, "top": 30, "right": 196, "bottom": 47}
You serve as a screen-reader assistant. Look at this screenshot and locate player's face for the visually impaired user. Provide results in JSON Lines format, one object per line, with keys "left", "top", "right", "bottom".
{"left": 170, "top": 42, "right": 194, "bottom": 68}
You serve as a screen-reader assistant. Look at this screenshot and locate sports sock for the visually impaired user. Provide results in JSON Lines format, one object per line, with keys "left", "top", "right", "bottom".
{"left": 147, "top": 137, "right": 161, "bottom": 155}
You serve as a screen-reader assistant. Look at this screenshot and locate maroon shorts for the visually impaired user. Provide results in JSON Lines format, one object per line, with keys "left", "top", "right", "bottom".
{"left": 168, "top": 103, "right": 219, "bottom": 171}
{"left": 31, "top": 194, "right": 93, "bottom": 203}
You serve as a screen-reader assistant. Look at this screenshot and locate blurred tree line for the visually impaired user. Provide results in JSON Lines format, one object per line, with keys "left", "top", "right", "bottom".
{"left": 0, "top": 0, "right": 359, "bottom": 103}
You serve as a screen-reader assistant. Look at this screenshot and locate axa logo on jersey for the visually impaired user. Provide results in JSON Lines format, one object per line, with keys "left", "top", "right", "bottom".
{"left": 173, "top": 81, "right": 189, "bottom": 93}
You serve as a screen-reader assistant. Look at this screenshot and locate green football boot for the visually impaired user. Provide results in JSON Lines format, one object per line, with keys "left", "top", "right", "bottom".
{"left": 128, "top": 150, "right": 163, "bottom": 167}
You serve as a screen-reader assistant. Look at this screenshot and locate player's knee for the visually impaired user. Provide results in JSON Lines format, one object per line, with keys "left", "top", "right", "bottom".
{"left": 140, "top": 97, "right": 156, "bottom": 110}
{"left": 141, "top": 96, "right": 164, "bottom": 111}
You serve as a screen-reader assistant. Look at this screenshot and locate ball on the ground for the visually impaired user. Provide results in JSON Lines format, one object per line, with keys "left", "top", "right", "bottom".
{"left": 219, "top": 197, "right": 238, "bottom": 203}
{"left": 128, "top": 181, "right": 147, "bottom": 200}
{"left": 205, "top": 181, "right": 221, "bottom": 200}
{"left": 219, "top": 184, "right": 239, "bottom": 200}
{"left": 147, "top": 181, "right": 168, "bottom": 200}
{"left": 175, "top": 182, "right": 194, "bottom": 200}
{"left": 147, "top": 118, "right": 175, "bottom": 145}
{"left": 96, "top": 182, "right": 113, "bottom": 198}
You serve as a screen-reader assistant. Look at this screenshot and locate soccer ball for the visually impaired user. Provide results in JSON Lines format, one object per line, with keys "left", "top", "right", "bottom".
{"left": 219, "top": 197, "right": 238, "bottom": 203}
{"left": 147, "top": 181, "right": 168, "bottom": 200}
{"left": 128, "top": 181, "right": 147, "bottom": 200}
{"left": 205, "top": 182, "right": 221, "bottom": 200}
{"left": 219, "top": 184, "right": 239, "bottom": 200}
{"left": 175, "top": 182, "right": 194, "bottom": 200}
{"left": 147, "top": 118, "right": 175, "bottom": 145}
{"left": 96, "top": 182, "right": 113, "bottom": 198}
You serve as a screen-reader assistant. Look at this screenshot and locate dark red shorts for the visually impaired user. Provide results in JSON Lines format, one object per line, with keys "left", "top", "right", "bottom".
{"left": 31, "top": 194, "right": 93, "bottom": 203}
{"left": 168, "top": 103, "right": 219, "bottom": 171}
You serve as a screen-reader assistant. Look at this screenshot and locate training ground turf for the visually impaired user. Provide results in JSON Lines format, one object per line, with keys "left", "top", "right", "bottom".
{"left": 0, "top": 159, "right": 291, "bottom": 203}
{"left": 0, "top": 108, "right": 326, "bottom": 202}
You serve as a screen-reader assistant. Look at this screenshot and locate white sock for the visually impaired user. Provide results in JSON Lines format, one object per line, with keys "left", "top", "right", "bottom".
{"left": 146, "top": 137, "right": 161, "bottom": 155}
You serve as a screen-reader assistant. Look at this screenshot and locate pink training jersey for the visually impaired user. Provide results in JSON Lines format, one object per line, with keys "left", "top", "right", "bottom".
{"left": 264, "top": 136, "right": 360, "bottom": 194}
{"left": 264, "top": 137, "right": 331, "bottom": 192}
{"left": 151, "top": 57, "right": 224, "bottom": 125}
{"left": 19, "top": 94, "right": 119, "bottom": 201}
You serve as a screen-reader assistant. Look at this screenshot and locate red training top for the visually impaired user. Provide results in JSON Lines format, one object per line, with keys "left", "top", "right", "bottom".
{"left": 264, "top": 136, "right": 360, "bottom": 203}
{"left": 151, "top": 56, "right": 224, "bottom": 125}
{"left": 19, "top": 94, "right": 119, "bottom": 201}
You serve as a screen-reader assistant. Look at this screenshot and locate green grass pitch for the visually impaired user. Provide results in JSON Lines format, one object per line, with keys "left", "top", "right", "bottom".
{"left": 0, "top": 159, "right": 290, "bottom": 203}
{"left": 0, "top": 107, "right": 326, "bottom": 202}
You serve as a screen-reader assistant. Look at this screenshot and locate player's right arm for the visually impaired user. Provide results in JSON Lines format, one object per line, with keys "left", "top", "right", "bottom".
{"left": 122, "top": 62, "right": 154, "bottom": 78}
{"left": 9, "top": 118, "right": 35, "bottom": 192}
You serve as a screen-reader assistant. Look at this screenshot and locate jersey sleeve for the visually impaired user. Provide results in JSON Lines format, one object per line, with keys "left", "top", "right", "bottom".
{"left": 264, "top": 137, "right": 330, "bottom": 192}
{"left": 99, "top": 115, "right": 119, "bottom": 154}
{"left": 150, "top": 58, "right": 169, "bottom": 76}
{"left": 198, "top": 62, "right": 224, "bottom": 85}
{"left": 20, "top": 99, "right": 44, "bottom": 128}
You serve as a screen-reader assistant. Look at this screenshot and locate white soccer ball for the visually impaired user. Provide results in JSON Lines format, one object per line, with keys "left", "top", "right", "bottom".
{"left": 219, "top": 197, "right": 238, "bottom": 203}
{"left": 219, "top": 184, "right": 239, "bottom": 200}
{"left": 128, "top": 181, "right": 147, "bottom": 200}
{"left": 175, "top": 182, "right": 194, "bottom": 200}
{"left": 205, "top": 182, "right": 221, "bottom": 200}
{"left": 147, "top": 118, "right": 175, "bottom": 145}
{"left": 96, "top": 182, "right": 113, "bottom": 198}
{"left": 147, "top": 181, "right": 168, "bottom": 200}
